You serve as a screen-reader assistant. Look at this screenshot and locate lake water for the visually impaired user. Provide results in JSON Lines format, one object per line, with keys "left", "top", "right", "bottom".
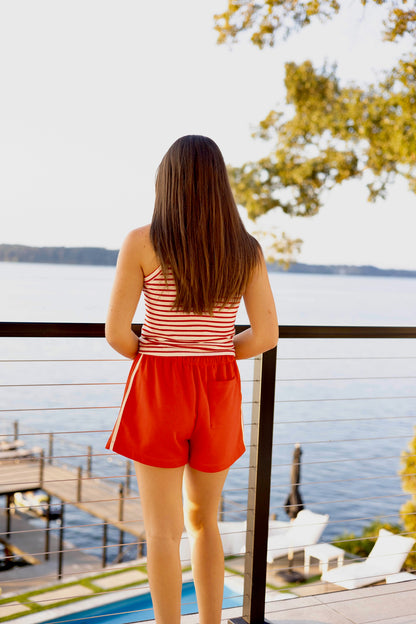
{"left": 0, "top": 261, "right": 415, "bottom": 562}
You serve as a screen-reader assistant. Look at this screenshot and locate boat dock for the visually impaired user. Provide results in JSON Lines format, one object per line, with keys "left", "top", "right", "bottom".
{"left": 0, "top": 456, "right": 145, "bottom": 539}
{"left": 0, "top": 444, "right": 147, "bottom": 590}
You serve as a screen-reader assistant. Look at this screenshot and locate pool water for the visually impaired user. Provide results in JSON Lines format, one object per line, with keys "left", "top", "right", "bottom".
{"left": 42, "top": 581, "right": 242, "bottom": 623}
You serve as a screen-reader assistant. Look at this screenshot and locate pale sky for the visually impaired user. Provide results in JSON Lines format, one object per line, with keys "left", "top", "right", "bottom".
{"left": 0, "top": 0, "right": 415, "bottom": 270}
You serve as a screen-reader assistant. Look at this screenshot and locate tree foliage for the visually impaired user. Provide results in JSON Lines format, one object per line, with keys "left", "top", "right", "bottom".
{"left": 214, "top": 1, "right": 416, "bottom": 48}
{"left": 229, "top": 57, "right": 416, "bottom": 219}
{"left": 400, "top": 429, "right": 416, "bottom": 569}
{"left": 214, "top": 1, "right": 416, "bottom": 237}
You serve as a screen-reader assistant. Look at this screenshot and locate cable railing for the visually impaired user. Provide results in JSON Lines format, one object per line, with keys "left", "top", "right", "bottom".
{"left": 0, "top": 322, "right": 415, "bottom": 624}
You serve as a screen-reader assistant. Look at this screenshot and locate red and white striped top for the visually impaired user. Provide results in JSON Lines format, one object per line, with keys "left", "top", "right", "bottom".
{"left": 139, "top": 266, "right": 240, "bottom": 356}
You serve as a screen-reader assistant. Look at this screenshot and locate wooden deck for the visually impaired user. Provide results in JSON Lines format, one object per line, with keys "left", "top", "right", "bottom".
{"left": 0, "top": 458, "right": 145, "bottom": 540}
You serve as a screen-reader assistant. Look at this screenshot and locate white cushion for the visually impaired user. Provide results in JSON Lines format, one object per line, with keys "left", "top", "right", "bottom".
{"left": 367, "top": 529, "right": 415, "bottom": 575}
{"left": 322, "top": 529, "right": 416, "bottom": 589}
{"left": 322, "top": 561, "right": 384, "bottom": 589}
{"left": 267, "top": 510, "right": 329, "bottom": 562}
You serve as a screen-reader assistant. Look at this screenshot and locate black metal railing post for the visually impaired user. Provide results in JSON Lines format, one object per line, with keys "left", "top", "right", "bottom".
{"left": 230, "top": 346, "right": 277, "bottom": 624}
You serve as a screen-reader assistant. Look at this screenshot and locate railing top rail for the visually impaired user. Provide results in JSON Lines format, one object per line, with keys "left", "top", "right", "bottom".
{"left": 0, "top": 322, "right": 416, "bottom": 339}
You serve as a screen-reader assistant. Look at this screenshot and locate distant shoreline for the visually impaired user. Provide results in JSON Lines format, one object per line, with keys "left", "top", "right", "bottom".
{"left": 1, "top": 243, "right": 415, "bottom": 278}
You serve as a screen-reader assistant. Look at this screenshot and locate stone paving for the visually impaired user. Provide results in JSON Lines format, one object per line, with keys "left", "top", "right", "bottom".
{"left": 29, "top": 584, "right": 94, "bottom": 606}
{"left": 0, "top": 601, "right": 31, "bottom": 618}
{"left": 91, "top": 568, "right": 148, "bottom": 589}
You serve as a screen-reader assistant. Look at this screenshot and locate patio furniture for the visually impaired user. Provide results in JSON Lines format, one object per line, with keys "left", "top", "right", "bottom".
{"left": 321, "top": 529, "right": 416, "bottom": 589}
{"left": 304, "top": 542, "right": 345, "bottom": 575}
{"left": 385, "top": 571, "right": 416, "bottom": 583}
{"left": 266, "top": 509, "right": 329, "bottom": 563}
{"left": 180, "top": 521, "right": 248, "bottom": 561}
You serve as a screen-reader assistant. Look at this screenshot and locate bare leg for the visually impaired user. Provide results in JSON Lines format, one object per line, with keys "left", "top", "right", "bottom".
{"left": 134, "top": 462, "right": 185, "bottom": 624}
{"left": 184, "top": 465, "right": 229, "bottom": 624}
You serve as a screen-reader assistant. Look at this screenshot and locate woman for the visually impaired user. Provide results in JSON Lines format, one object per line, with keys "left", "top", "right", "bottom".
{"left": 105, "top": 135, "right": 278, "bottom": 624}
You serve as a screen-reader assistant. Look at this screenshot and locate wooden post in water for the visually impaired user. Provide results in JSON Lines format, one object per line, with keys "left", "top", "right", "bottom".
{"left": 77, "top": 466, "right": 82, "bottom": 502}
{"left": 48, "top": 433, "right": 54, "bottom": 464}
{"left": 39, "top": 450, "right": 45, "bottom": 488}
{"left": 87, "top": 445, "right": 93, "bottom": 477}
{"left": 126, "top": 460, "right": 132, "bottom": 493}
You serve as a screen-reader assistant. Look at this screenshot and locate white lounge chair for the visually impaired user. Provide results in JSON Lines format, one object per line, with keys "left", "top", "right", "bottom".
{"left": 180, "top": 521, "right": 248, "bottom": 562}
{"left": 321, "top": 529, "right": 416, "bottom": 589}
{"left": 266, "top": 509, "right": 329, "bottom": 563}
{"left": 180, "top": 510, "right": 329, "bottom": 563}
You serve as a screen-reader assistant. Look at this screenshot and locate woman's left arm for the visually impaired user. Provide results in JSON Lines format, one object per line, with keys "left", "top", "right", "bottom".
{"left": 105, "top": 229, "right": 144, "bottom": 359}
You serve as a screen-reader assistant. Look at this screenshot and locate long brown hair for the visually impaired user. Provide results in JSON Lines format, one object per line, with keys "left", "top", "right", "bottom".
{"left": 150, "top": 135, "right": 261, "bottom": 314}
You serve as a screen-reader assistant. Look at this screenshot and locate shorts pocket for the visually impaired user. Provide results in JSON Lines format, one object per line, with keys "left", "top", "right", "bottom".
{"left": 207, "top": 378, "right": 242, "bottom": 429}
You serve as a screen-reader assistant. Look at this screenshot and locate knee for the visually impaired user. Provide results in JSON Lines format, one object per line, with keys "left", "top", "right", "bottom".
{"left": 146, "top": 528, "right": 183, "bottom": 547}
{"left": 144, "top": 518, "right": 184, "bottom": 545}
{"left": 185, "top": 505, "right": 217, "bottom": 537}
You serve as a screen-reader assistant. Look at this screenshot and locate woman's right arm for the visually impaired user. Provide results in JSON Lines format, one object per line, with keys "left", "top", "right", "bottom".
{"left": 233, "top": 254, "right": 278, "bottom": 360}
{"left": 105, "top": 229, "right": 145, "bottom": 359}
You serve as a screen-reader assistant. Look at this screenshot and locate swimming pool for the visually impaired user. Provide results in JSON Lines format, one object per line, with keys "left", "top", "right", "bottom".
{"left": 42, "top": 581, "right": 243, "bottom": 624}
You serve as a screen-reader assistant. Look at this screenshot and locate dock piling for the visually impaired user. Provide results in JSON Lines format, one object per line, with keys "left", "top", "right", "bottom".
{"left": 126, "top": 460, "right": 132, "bottom": 493}
{"left": 87, "top": 445, "right": 92, "bottom": 477}
{"left": 77, "top": 466, "right": 82, "bottom": 502}
{"left": 39, "top": 450, "right": 45, "bottom": 488}
{"left": 48, "top": 433, "right": 54, "bottom": 465}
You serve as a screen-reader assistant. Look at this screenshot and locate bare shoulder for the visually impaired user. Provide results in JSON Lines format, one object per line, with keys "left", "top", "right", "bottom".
{"left": 119, "top": 225, "right": 158, "bottom": 274}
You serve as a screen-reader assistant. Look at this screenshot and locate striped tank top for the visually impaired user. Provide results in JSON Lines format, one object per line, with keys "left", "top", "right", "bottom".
{"left": 139, "top": 266, "right": 241, "bottom": 356}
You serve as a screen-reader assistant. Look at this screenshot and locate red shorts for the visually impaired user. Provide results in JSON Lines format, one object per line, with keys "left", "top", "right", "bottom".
{"left": 106, "top": 354, "right": 245, "bottom": 473}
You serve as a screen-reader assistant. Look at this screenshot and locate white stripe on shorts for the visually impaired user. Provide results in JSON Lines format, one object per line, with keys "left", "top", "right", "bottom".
{"left": 109, "top": 354, "right": 144, "bottom": 451}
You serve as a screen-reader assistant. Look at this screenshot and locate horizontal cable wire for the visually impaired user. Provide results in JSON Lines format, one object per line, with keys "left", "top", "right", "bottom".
{"left": 0, "top": 401, "right": 257, "bottom": 412}
{"left": 0, "top": 405, "right": 120, "bottom": 412}
{"left": 276, "top": 395, "right": 416, "bottom": 403}
{"left": 270, "top": 472, "right": 415, "bottom": 489}
{"left": 0, "top": 565, "right": 147, "bottom": 586}
{"left": 2, "top": 410, "right": 414, "bottom": 436}
{"left": 298, "top": 491, "right": 409, "bottom": 507}
{"left": 0, "top": 358, "right": 126, "bottom": 363}
{"left": 276, "top": 375, "right": 416, "bottom": 382}
{"left": 14, "top": 582, "right": 238, "bottom": 610}
{"left": 0, "top": 378, "right": 259, "bottom": 387}
{"left": 272, "top": 453, "right": 416, "bottom": 468}
{"left": 0, "top": 571, "right": 241, "bottom": 589}
{"left": 0, "top": 428, "right": 113, "bottom": 437}
{"left": 275, "top": 413, "right": 416, "bottom": 424}
{"left": 272, "top": 434, "right": 413, "bottom": 445}
{"left": 7, "top": 509, "right": 416, "bottom": 541}
{"left": 2, "top": 356, "right": 415, "bottom": 363}
{"left": 277, "top": 356, "right": 416, "bottom": 360}
{"left": 0, "top": 382, "right": 125, "bottom": 388}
